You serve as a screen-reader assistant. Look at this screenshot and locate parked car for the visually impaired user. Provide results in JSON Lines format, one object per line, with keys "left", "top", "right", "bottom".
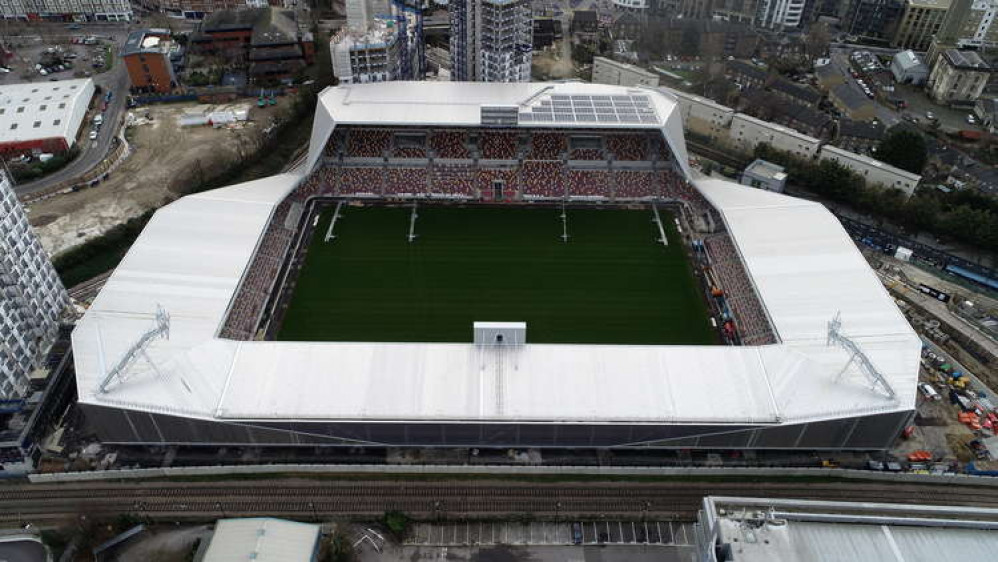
{"left": 926, "top": 111, "right": 937, "bottom": 120}
{"left": 967, "top": 114, "right": 977, "bottom": 124}
{"left": 89, "top": 130, "right": 98, "bottom": 140}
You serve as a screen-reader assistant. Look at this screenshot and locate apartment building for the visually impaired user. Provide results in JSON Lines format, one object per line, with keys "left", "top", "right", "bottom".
{"left": 0, "top": 0, "right": 131, "bottom": 21}
{"left": 592, "top": 57, "right": 659, "bottom": 87}
{"left": 0, "top": 172, "right": 68, "bottom": 400}
{"left": 892, "top": 0, "right": 951, "bottom": 51}
{"left": 928, "top": 48, "right": 992, "bottom": 102}
{"left": 450, "top": 0, "right": 533, "bottom": 82}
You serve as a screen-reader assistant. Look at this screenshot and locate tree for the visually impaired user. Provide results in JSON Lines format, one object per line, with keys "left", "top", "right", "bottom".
{"left": 877, "top": 128, "right": 928, "bottom": 174}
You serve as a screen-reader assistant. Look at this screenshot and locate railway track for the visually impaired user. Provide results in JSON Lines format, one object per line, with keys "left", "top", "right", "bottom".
{"left": 67, "top": 271, "right": 112, "bottom": 302}
{"left": 2, "top": 478, "right": 998, "bottom": 526}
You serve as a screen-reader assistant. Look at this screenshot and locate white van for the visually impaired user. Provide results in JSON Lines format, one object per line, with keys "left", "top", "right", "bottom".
{"left": 919, "top": 383, "right": 941, "bottom": 402}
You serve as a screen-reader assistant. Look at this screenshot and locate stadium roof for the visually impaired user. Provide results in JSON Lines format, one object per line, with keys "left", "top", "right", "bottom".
{"left": 0, "top": 79, "right": 94, "bottom": 148}
{"left": 71, "top": 83, "right": 919, "bottom": 432}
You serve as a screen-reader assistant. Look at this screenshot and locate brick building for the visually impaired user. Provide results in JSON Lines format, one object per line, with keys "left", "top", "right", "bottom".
{"left": 122, "top": 29, "right": 181, "bottom": 94}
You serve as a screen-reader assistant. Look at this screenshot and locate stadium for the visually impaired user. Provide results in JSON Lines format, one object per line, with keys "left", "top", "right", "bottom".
{"left": 71, "top": 82, "right": 921, "bottom": 450}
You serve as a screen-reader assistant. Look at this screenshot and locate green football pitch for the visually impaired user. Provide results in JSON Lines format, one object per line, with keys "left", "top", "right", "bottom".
{"left": 276, "top": 205, "right": 716, "bottom": 345}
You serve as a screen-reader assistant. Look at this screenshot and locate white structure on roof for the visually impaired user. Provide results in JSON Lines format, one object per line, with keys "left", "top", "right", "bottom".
{"left": 0, "top": 79, "right": 95, "bottom": 156}
{"left": 891, "top": 50, "right": 930, "bottom": 85}
{"left": 1, "top": 171, "right": 68, "bottom": 400}
{"left": 203, "top": 518, "right": 320, "bottom": 562}
{"left": 740, "top": 159, "right": 787, "bottom": 192}
{"left": 819, "top": 144, "right": 921, "bottom": 196}
{"left": 70, "top": 82, "right": 920, "bottom": 449}
{"left": 697, "top": 496, "right": 998, "bottom": 562}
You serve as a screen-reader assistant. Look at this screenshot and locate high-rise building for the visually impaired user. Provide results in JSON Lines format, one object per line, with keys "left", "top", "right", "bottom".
{"left": 755, "top": 0, "right": 809, "bottom": 28}
{"left": 936, "top": 0, "right": 998, "bottom": 49}
{"left": 842, "top": 0, "right": 904, "bottom": 41}
{"left": 330, "top": 0, "right": 425, "bottom": 84}
{"left": 892, "top": 0, "right": 951, "bottom": 50}
{"left": 0, "top": 0, "right": 131, "bottom": 21}
{"left": 0, "top": 172, "right": 68, "bottom": 401}
{"left": 450, "top": 0, "right": 533, "bottom": 82}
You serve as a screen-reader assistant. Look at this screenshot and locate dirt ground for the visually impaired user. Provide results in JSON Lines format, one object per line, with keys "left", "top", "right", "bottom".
{"left": 532, "top": 39, "right": 577, "bottom": 80}
{"left": 113, "top": 525, "right": 210, "bottom": 562}
{"left": 28, "top": 97, "right": 294, "bottom": 256}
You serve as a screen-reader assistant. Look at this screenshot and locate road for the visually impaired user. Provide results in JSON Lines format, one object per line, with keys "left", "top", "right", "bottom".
{"left": 5, "top": 478, "right": 998, "bottom": 527}
{"left": 14, "top": 61, "right": 130, "bottom": 198}
{"left": 828, "top": 46, "right": 901, "bottom": 128}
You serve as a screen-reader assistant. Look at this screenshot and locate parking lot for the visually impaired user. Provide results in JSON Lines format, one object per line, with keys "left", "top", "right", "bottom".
{"left": 405, "top": 520, "right": 697, "bottom": 546}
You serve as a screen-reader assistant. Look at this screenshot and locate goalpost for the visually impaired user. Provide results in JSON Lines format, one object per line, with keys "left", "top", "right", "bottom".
{"left": 559, "top": 201, "right": 569, "bottom": 243}
{"left": 407, "top": 201, "right": 419, "bottom": 243}
{"left": 324, "top": 200, "right": 345, "bottom": 242}
{"left": 651, "top": 203, "right": 669, "bottom": 247}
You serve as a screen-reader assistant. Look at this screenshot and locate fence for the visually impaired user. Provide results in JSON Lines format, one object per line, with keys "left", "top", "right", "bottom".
{"left": 27, "top": 463, "right": 998, "bottom": 485}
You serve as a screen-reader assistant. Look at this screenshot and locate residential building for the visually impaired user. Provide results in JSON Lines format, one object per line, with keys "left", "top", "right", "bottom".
{"left": 1, "top": 171, "right": 68, "bottom": 400}
{"left": 190, "top": 7, "right": 316, "bottom": 85}
{"left": 756, "top": 0, "right": 809, "bottom": 28}
{"left": 741, "top": 159, "right": 788, "bottom": 192}
{"left": 665, "top": 87, "right": 735, "bottom": 141}
{"left": 0, "top": 0, "right": 131, "bottom": 21}
{"left": 768, "top": 78, "right": 823, "bottom": 107}
{"left": 450, "top": 0, "right": 533, "bottom": 82}
{"left": 138, "top": 0, "right": 258, "bottom": 19}
{"left": 974, "top": 97, "right": 998, "bottom": 131}
{"left": 892, "top": 0, "right": 951, "bottom": 50}
{"left": 330, "top": 0, "right": 425, "bottom": 84}
{"left": 836, "top": 119, "right": 886, "bottom": 153}
{"left": 122, "top": 29, "right": 181, "bottom": 94}
{"left": 611, "top": 0, "right": 649, "bottom": 9}
{"left": 936, "top": 0, "right": 998, "bottom": 50}
{"left": 726, "top": 60, "right": 769, "bottom": 89}
{"left": 890, "top": 49, "right": 929, "bottom": 84}
{"left": 203, "top": 519, "right": 320, "bottom": 562}
{"left": 842, "top": 0, "right": 904, "bottom": 41}
{"left": 0, "top": 79, "right": 95, "bottom": 157}
{"left": 928, "top": 49, "right": 992, "bottom": 103}
{"left": 729, "top": 113, "right": 822, "bottom": 158}
{"left": 820, "top": 144, "right": 921, "bottom": 195}
{"left": 592, "top": 57, "right": 659, "bottom": 87}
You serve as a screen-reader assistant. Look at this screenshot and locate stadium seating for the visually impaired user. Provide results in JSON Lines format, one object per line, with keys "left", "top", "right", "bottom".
{"left": 568, "top": 148, "right": 604, "bottom": 161}
{"left": 606, "top": 134, "right": 648, "bottom": 161}
{"left": 431, "top": 164, "right": 476, "bottom": 197}
{"left": 338, "top": 167, "right": 383, "bottom": 195}
{"left": 613, "top": 170, "right": 657, "bottom": 199}
{"left": 385, "top": 167, "right": 429, "bottom": 195}
{"left": 479, "top": 131, "right": 519, "bottom": 160}
{"left": 392, "top": 146, "right": 428, "bottom": 159}
{"left": 429, "top": 130, "right": 471, "bottom": 159}
{"left": 522, "top": 161, "right": 565, "bottom": 198}
{"left": 567, "top": 170, "right": 611, "bottom": 198}
{"left": 347, "top": 129, "right": 392, "bottom": 158}
{"left": 477, "top": 168, "right": 518, "bottom": 201}
{"left": 528, "top": 132, "right": 567, "bottom": 160}
{"left": 704, "top": 235, "right": 776, "bottom": 346}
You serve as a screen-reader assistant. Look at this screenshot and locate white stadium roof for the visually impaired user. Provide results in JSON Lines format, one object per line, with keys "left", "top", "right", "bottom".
{"left": 0, "top": 78, "right": 94, "bottom": 148}
{"left": 72, "top": 83, "right": 919, "bottom": 431}
{"left": 203, "top": 518, "right": 320, "bottom": 562}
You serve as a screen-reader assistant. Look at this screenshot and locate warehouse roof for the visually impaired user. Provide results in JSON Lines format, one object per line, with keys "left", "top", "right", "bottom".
{"left": 71, "top": 83, "right": 918, "bottom": 428}
{"left": 203, "top": 519, "right": 319, "bottom": 562}
{"left": 0, "top": 79, "right": 94, "bottom": 148}
{"left": 701, "top": 497, "right": 998, "bottom": 562}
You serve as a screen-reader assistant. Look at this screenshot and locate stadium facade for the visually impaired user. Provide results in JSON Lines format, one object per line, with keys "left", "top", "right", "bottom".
{"left": 72, "top": 82, "right": 921, "bottom": 450}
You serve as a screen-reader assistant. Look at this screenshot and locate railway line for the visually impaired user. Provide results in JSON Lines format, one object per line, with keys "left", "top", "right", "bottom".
{"left": 3, "top": 477, "right": 998, "bottom": 526}
{"left": 67, "top": 271, "right": 112, "bottom": 302}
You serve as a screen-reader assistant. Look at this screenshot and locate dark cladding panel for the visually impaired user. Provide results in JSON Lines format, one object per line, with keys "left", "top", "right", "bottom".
{"left": 751, "top": 423, "right": 806, "bottom": 449}
{"left": 697, "top": 428, "right": 754, "bottom": 448}
{"left": 846, "top": 410, "right": 912, "bottom": 449}
{"left": 797, "top": 418, "right": 855, "bottom": 449}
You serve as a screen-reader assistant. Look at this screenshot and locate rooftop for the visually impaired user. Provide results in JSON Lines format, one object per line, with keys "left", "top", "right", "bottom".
{"left": 0, "top": 79, "right": 94, "bottom": 148}
{"left": 70, "top": 83, "right": 918, "bottom": 430}
{"left": 893, "top": 49, "right": 926, "bottom": 70}
{"left": 838, "top": 119, "right": 886, "bottom": 140}
{"left": 728, "top": 60, "right": 769, "bottom": 82}
{"left": 942, "top": 49, "right": 991, "bottom": 71}
{"left": 907, "top": 0, "right": 951, "bottom": 8}
{"left": 744, "top": 159, "right": 787, "bottom": 181}
{"left": 822, "top": 144, "right": 922, "bottom": 181}
{"left": 701, "top": 496, "right": 998, "bottom": 562}
{"left": 203, "top": 518, "right": 320, "bottom": 562}
{"left": 121, "top": 29, "right": 172, "bottom": 57}
{"left": 769, "top": 78, "right": 822, "bottom": 105}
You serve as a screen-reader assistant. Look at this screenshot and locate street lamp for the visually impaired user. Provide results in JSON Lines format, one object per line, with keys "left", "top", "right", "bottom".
{"left": 307, "top": 501, "right": 316, "bottom": 522}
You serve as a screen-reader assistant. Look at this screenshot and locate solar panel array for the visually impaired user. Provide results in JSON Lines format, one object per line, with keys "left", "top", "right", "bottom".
{"left": 518, "top": 94, "right": 659, "bottom": 125}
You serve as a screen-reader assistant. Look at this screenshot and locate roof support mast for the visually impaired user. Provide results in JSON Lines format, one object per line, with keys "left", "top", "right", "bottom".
{"left": 827, "top": 312, "right": 896, "bottom": 400}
